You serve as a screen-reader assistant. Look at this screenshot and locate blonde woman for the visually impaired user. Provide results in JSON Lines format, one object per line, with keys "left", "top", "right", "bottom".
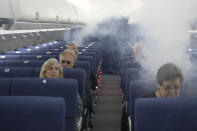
{"left": 40, "top": 57, "right": 83, "bottom": 122}
{"left": 40, "top": 58, "right": 63, "bottom": 78}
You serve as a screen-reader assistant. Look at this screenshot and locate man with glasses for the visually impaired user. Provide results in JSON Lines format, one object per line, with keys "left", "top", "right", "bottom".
{"left": 59, "top": 49, "right": 83, "bottom": 130}
{"left": 59, "top": 49, "right": 77, "bottom": 68}
{"left": 145, "top": 63, "right": 183, "bottom": 98}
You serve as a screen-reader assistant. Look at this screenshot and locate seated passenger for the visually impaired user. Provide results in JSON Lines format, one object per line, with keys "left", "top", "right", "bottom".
{"left": 133, "top": 42, "right": 144, "bottom": 61}
{"left": 59, "top": 49, "right": 77, "bottom": 68}
{"left": 39, "top": 58, "right": 63, "bottom": 78}
{"left": 40, "top": 58, "right": 83, "bottom": 117}
{"left": 146, "top": 63, "right": 183, "bottom": 98}
{"left": 67, "top": 42, "right": 79, "bottom": 58}
{"left": 60, "top": 48, "right": 95, "bottom": 129}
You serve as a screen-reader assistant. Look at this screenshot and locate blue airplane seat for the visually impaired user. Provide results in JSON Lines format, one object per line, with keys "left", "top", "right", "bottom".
{"left": 83, "top": 52, "right": 99, "bottom": 68}
{"left": 17, "top": 48, "right": 38, "bottom": 51}
{"left": 126, "top": 80, "right": 156, "bottom": 131}
{"left": 0, "top": 96, "right": 65, "bottom": 131}
{"left": 0, "top": 78, "right": 10, "bottom": 96}
{"left": 77, "top": 55, "right": 94, "bottom": 74}
{"left": 123, "top": 68, "right": 141, "bottom": 96}
{"left": 23, "top": 44, "right": 49, "bottom": 50}
{"left": 4, "top": 60, "right": 45, "bottom": 67}
{"left": 32, "top": 51, "right": 60, "bottom": 55}
{"left": 34, "top": 67, "right": 41, "bottom": 77}
{"left": 0, "top": 55, "right": 22, "bottom": 60}
{"left": 79, "top": 48, "right": 101, "bottom": 63}
{"left": 34, "top": 48, "right": 64, "bottom": 52}
{"left": 75, "top": 61, "right": 91, "bottom": 83}
{"left": 34, "top": 67, "right": 87, "bottom": 100}
{"left": 128, "top": 80, "right": 156, "bottom": 118}
{"left": 11, "top": 78, "right": 78, "bottom": 131}
{"left": 86, "top": 48, "right": 102, "bottom": 60}
{"left": 21, "top": 55, "right": 58, "bottom": 60}
{"left": 182, "top": 75, "right": 197, "bottom": 96}
{"left": 3, "top": 51, "right": 32, "bottom": 55}
{"left": 63, "top": 68, "right": 87, "bottom": 100}
{"left": 120, "top": 56, "right": 134, "bottom": 63}
{"left": 135, "top": 97, "right": 197, "bottom": 131}
{"left": 0, "top": 67, "right": 34, "bottom": 77}
{"left": 0, "top": 60, "right": 5, "bottom": 67}
{"left": 81, "top": 52, "right": 97, "bottom": 69}
{"left": 120, "top": 61, "right": 141, "bottom": 89}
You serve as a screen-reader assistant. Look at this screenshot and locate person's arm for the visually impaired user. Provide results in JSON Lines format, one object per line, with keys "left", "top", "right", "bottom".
{"left": 77, "top": 93, "right": 83, "bottom": 115}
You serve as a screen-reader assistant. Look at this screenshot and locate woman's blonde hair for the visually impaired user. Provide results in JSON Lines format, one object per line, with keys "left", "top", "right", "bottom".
{"left": 39, "top": 58, "right": 64, "bottom": 78}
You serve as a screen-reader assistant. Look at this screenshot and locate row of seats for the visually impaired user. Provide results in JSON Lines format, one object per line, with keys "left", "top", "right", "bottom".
{"left": 0, "top": 40, "right": 104, "bottom": 131}
{"left": 119, "top": 42, "right": 197, "bottom": 131}
{"left": 0, "top": 55, "right": 94, "bottom": 75}
{"left": 0, "top": 78, "right": 78, "bottom": 131}
{"left": 0, "top": 96, "right": 65, "bottom": 131}
{"left": 0, "top": 45, "right": 102, "bottom": 76}
{"left": 135, "top": 97, "right": 197, "bottom": 131}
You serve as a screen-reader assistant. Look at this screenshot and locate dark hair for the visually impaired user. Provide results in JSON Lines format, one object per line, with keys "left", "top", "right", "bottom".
{"left": 156, "top": 63, "right": 183, "bottom": 85}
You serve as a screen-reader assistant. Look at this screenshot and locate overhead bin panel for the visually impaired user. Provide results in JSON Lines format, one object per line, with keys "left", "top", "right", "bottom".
{"left": 7, "top": 0, "right": 81, "bottom": 24}
{"left": 0, "top": 0, "right": 13, "bottom": 18}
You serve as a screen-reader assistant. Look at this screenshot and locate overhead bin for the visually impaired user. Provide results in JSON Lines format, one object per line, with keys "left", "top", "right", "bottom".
{"left": 0, "top": 0, "right": 85, "bottom": 30}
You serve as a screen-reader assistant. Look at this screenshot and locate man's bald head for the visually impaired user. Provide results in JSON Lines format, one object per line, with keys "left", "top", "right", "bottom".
{"left": 67, "top": 42, "right": 78, "bottom": 56}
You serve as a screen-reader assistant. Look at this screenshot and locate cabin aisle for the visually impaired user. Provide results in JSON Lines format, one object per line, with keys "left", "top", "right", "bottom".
{"left": 93, "top": 75, "right": 121, "bottom": 131}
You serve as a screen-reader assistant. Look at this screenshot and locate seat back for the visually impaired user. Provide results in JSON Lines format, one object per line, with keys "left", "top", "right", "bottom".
{"left": 0, "top": 60, "right": 4, "bottom": 67}
{"left": 79, "top": 53, "right": 96, "bottom": 73}
{"left": 0, "top": 55, "right": 22, "bottom": 60}
{"left": 128, "top": 80, "right": 156, "bottom": 118}
{"left": 78, "top": 55, "right": 94, "bottom": 73}
{"left": 120, "top": 61, "right": 141, "bottom": 89}
{"left": 63, "top": 68, "right": 86, "bottom": 100}
{"left": 0, "top": 96, "right": 65, "bottom": 131}
{"left": 3, "top": 51, "right": 31, "bottom": 55}
{"left": 0, "top": 78, "right": 10, "bottom": 96}
{"left": 124, "top": 68, "right": 141, "bottom": 95}
{"left": 4, "top": 60, "right": 45, "bottom": 67}
{"left": 32, "top": 51, "right": 60, "bottom": 55}
{"left": 75, "top": 61, "right": 91, "bottom": 83}
{"left": 34, "top": 67, "right": 87, "bottom": 100}
{"left": 135, "top": 97, "right": 197, "bottom": 131}
{"left": 182, "top": 75, "right": 197, "bottom": 96}
{"left": 34, "top": 65, "right": 88, "bottom": 98}
{"left": 0, "top": 67, "right": 34, "bottom": 77}
{"left": 21, "top": 55, "right": 58, "bottom": 60}
{"left": 11, "top": 78, "right": 78, "bottom": 131}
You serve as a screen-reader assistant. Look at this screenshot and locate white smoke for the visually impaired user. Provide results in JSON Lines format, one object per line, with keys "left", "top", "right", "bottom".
{"left": 131, "top": 0, "right": 197, "bottom": 76}
{"left": 65, "top": 0, "right": 143, "bottom": 45}
{"left": 66, "top": 0, "right": 197, "bottom": 76}
{"left": 66, "top": 0, "right": 143, "bottom": 24}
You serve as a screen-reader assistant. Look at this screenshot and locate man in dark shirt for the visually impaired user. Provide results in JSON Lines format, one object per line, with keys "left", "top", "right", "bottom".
{"left": 144, "top": 63, "right": 183, "bottom": 98}
{"left": 60, "top": 48, "right": 95, "bottom": 129}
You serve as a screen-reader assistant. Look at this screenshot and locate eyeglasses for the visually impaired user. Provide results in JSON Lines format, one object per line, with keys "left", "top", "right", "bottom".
{"left": 163, "top": 85, "right": 181, "bottom": 90}
{"left": 61, "top": 60, "right": 71, "bottom": 65}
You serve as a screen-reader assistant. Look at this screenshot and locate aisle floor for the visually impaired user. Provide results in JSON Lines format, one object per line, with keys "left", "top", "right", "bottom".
{"left": 92, "top": 75, "right": 122, "bottom": 131}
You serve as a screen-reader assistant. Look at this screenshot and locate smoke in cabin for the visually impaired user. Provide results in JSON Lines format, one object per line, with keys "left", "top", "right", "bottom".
{"left": 66, "top": 0, "right": 197, "bottom": 77}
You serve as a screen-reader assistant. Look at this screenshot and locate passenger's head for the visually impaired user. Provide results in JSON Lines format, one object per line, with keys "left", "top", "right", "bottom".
{"left": 156, "top": 63, "right": 183, "bottom": 97}
{"left": 59, "top": 49, "right": 77, "bottom": 68}
{"left": 67, "top": 42, "right": 78, "bottom": 56}
{"left": 40, "top": 58, "right": 63, "bottom": 78}
{"left": 133, "top": 42, "right": 144, "bottom": 59}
